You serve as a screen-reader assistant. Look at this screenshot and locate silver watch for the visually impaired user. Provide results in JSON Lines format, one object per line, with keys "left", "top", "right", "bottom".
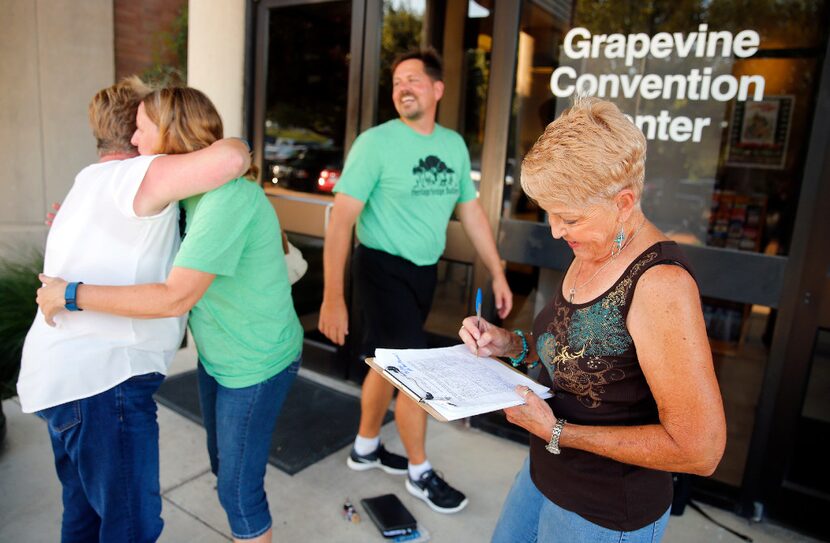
{"left": 545, "top": 418, "right": 566, "bottom": 454}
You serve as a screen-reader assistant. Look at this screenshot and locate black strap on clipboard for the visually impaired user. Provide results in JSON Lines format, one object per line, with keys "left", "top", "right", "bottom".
{"left": 384, "top": 365, "right": 456, "bottom": 406}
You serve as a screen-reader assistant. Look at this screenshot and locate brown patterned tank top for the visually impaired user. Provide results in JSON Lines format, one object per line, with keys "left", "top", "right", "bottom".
{"left": 529, "top": 241, "right": 694, "bottom": 531}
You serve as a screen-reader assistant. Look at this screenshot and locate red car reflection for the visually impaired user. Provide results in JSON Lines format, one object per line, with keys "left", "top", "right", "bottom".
{"left": 316, "top": 168, "right": 341, "bottom": 192}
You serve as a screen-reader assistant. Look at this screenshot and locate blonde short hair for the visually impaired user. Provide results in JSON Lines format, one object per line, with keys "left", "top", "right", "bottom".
{"left": 521, "top": 97, "right": 646, "bottom": 210}
{"left": 88, "top": 76, "right": 151, "bottom": 155}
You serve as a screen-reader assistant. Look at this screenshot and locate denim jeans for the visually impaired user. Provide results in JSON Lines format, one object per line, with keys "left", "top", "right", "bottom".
{"left": 37, "top": 372, "right": 165, "bottom": 543}
{"left": 492, "top": 457, "right": 670, "bottom": 543}
{"left": 197, "top": 357, "right": 301, "bottom": 539}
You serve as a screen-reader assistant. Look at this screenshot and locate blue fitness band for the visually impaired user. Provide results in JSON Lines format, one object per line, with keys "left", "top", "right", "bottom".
{"left": 508, "top": 329, "right": 529, "bottom": 367}
{"left": 65, "top": 281, "right": 83, "bottom": 311}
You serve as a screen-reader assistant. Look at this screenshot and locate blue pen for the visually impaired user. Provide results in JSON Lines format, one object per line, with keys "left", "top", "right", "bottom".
{"left": 475, "top": 288, "right": 482, "bottom": 357}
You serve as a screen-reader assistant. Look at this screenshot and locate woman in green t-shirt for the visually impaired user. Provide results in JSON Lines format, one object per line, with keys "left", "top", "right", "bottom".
{"left": 38, "top": 87, "right": 303, "bottom": 543}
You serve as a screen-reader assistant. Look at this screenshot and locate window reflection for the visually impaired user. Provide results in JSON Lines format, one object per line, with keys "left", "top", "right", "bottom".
{"left": 260, "top": 1, "right": 353, "bottom": 358}
{"left": 378, "top": 0, "right": 426, "bottom": 124}
{"left": 457, "top": 1, "right": 494, "bottom": 188}
{"left": 505, "top": 0, "right": 828, "bottom": 257}
{"left": 787, "top": 328, "right": 830, "bottom": 494}
{"left": 263, "top": 2, "right": 351, "bottom": 194}
{"left": 710, "top": 303, "right": 776, "bottom": 486}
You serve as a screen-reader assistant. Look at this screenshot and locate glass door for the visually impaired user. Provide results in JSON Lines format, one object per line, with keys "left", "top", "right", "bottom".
{"left": 746, "top": 113, "right": 830, "bottom": 536}
{"left": 492, "top": 0, "right": 830, "bottom": 517}
{"left": 252, "top": 0, "right": 365, "bottom": 377}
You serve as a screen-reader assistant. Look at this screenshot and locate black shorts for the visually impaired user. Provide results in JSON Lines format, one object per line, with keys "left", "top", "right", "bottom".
{"left": 352, "top": 245, "right": 437, "bottom": 354}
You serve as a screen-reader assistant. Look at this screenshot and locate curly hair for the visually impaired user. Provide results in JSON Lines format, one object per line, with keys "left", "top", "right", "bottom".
{"left": 521, "top": 96, "right": 646, "bottom": 210}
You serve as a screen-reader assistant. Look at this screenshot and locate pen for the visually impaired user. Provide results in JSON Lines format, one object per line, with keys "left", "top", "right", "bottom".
{"left": 475, "top": 287, "right": 482, "bottom": 357}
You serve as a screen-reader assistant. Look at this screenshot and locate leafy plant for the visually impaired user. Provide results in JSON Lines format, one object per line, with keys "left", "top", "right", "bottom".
{"left": 141, "top": 4, "right": 188, "bottom": 87}
{"left": 0, "top": 250, "right": 43, "bottom": 399}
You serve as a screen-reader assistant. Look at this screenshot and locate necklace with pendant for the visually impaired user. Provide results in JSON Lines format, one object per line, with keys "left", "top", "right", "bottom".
{"left": 568, "top": 217, "right": 647, "bottom": 304}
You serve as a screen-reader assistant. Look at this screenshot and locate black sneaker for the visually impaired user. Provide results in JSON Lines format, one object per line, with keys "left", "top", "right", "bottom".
{"left": 406, "top": 469, "right": 468, "bottom": 514}
{"left": 347, "top": 443, "right": 408, "bottom": 475}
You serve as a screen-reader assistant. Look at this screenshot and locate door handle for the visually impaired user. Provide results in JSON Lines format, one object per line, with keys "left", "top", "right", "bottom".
{"left": 324, "top": 202, "right": 334, "bottom": 233}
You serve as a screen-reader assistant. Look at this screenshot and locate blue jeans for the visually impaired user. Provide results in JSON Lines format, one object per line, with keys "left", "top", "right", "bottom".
{"left": 492, "top": 458, "right": 670, "bottom": 543}
{"left": 37, "top": 372, "right": 165, "bottom": 543}
{"left": 197, "top": 357, "right": 300, "bottom": 539}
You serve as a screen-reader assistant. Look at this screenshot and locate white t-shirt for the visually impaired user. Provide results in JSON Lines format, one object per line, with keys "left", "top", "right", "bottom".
{"left": 17, "top": 155, "right": 186, "bottom": 413}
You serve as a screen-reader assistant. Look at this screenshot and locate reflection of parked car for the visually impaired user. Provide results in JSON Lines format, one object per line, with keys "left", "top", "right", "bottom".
{"left": 264, "top": 137, "right": 308, "bottom": 161}
{"left": 269, "top": 147, "right": 343, "bottom": 193}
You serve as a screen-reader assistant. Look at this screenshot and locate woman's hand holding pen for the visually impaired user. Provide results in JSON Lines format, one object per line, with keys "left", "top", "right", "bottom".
{"left": 458, "top": 316, "right": 514, "bottom": 358}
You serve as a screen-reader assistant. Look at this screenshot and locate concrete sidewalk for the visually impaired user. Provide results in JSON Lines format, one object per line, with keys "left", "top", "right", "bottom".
{"left": 0, "top": 344, "right": 820, "bottom": 542}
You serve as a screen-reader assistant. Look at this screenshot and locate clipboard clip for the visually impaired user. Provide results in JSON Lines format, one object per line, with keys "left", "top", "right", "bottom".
{"left": 385, "top": 365, "right": 457, "bottom": 407}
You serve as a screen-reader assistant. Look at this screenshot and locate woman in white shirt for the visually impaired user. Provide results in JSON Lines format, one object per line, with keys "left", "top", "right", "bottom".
{"left": 17, "top": 78, "right": 251, "bottom": 543}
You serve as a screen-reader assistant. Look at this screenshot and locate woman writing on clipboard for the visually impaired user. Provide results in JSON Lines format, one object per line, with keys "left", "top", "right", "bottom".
{"left": 459, "top": 97, "right": 726, "bottom": 543}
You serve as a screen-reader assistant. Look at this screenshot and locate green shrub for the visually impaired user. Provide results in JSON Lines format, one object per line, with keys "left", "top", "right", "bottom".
{"left": 0, "top": 251, "right": 43, "bottom": 399}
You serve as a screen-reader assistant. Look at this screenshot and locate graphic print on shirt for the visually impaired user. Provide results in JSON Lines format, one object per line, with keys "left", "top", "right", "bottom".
{"left": 411, "top": 155, "right": 460, "bottom": 196}
{"left": 534, "top": 251, "right": 661, "bottom": 408}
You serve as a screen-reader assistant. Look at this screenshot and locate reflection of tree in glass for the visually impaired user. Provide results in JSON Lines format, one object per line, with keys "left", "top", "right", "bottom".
{"left": 141, "top": 4, "right": 188, "bottom": 86}
{"left": 378, "top": 0, "right": 424, "bottom": 123}
{"left": 574, "top": 0, "right": 823, "bottom": 40}
{"left": 708, "top": 0, "right": 825, "bottom": 45}
{"left": 463, "top": 48, "right": 490, "bottom": 160}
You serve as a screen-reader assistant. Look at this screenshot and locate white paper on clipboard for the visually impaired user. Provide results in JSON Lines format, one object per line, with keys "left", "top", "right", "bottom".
{"left": 372, "top": 344, "right": 551, "bottom": 421}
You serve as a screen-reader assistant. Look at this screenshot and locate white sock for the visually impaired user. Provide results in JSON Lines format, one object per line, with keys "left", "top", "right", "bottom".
{"left": 354, "top": 435, "right": 380, "bottom": 456}
{"left": 408, "top": 460, "right": 432, "bottom": 481}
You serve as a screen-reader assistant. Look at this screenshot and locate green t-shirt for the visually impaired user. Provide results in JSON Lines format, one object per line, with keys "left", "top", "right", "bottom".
{"left": 175, "top": 178, "right": 303, "bottom": 388}
{"left": 333, "top": 119, "right": 476, "bottom": 265}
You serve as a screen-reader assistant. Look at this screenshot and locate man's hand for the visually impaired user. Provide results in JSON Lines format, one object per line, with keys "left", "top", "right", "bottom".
{"left": 45, "top": 202, "right": 61, "bottom": 226}
{"left": 492, "top": 274, "right": 513, "bottom": 319}
{"left": 37, "top": 274, "right": 68, "bottom": 326}
{"left": 318, "top": 297, "right": 349, "bottom": 346}
{"left": 318, "top": 193, "right": 363, "bottom": 347}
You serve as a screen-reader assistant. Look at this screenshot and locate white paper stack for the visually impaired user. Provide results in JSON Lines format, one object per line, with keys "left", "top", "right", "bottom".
{"left": 373, "top": 344, "right": 552, "bottom": 421}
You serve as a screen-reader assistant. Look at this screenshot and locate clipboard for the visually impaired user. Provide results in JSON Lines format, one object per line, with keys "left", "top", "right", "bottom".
{"left": 365, "top": 346, "right": 551, "bottom": 422}
{"left": 366, "top": 357, "right": 449, "bottom": 421}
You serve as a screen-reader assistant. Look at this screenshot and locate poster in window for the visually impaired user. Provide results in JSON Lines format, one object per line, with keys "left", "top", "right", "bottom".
{"left": 725, "top": 96, "right": 794, "bottom": 170}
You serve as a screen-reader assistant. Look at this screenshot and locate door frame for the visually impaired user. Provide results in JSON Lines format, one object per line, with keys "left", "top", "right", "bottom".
{"left": 735, "top": 32, "right": 830, "bottom": 534}
{"left": 251, "top": 0, "right": 369, "bottom": 179}
{"left": 249, "top": 0, "right": 378, "bottom": 380}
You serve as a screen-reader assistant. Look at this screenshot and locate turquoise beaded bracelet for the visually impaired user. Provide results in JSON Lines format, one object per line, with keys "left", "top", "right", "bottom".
{"left": 508, "top": 329, "right": 529, "bottom": 367}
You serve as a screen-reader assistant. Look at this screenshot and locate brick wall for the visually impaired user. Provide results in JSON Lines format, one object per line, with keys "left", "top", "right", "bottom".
{"left": 114, "top": 0, "right": 187, "bottom": 81}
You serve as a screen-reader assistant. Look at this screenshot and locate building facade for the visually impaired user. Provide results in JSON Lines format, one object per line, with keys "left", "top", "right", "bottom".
{"left": 0, "top": 0, "right": 188, "bottom": 261}
{"left": 2, "top": 0, "right": 827, "bottom": 537}
{"left": 241, "top": 0, "right": 830, "bottom": 536}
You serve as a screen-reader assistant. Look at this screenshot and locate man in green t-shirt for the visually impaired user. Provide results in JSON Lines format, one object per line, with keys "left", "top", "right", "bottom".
{"left": 319, "top": 48, "right": 513, "bottom": 514}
